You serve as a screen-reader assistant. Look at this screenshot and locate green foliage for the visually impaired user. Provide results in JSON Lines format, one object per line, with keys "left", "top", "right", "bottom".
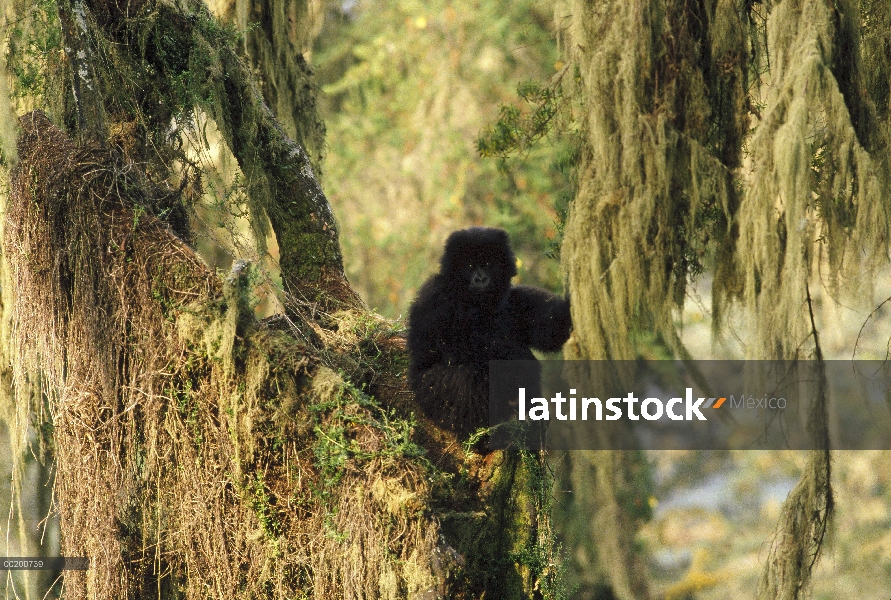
{"left": 514, "top": 449, "right": 576, "bottom": 600}
{"left": 246, "top": 471, "right": 283, "bottom": 539}
{"left": 314, "top": 0, "right": 570, "bottom": 318}
{"left": 476, "top": 75, "right": 579, "bottom": 263}
{"left": 5, "top": 0, "right": 62, "bottom": 103}
{"left": 308, "top": 377, "right": 424, "bottom": 507}
{"left": 309, "top": 382, "right": 423, "bottom": 545}
{"left": 477, "top": 78, "right": 566, "bottom": 159}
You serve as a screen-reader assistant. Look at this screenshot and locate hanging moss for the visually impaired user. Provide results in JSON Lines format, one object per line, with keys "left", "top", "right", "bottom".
{"left": 4, "top": 0, "right": 352, "bottom": 304}
{"left": 556, "top": 0, "right": 743, "bottom": 362}
{"left": 554, "top": 0, "right": 891, "bottom": 597}
{"left": 860, "top": 0, "right": 891, "bottom": 126}
{"left": 732, "top": 0, "right": 890, "bottom": 360}
{"left": 2, "top": 105, "right": 563, "bottom": 598}
{"left": 729, "top": 0, "right": 888, "bottom": 596}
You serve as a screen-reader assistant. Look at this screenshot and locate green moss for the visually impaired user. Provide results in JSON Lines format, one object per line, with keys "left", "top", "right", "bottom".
{"left": 5, "top": 0, "right": 63, "bottom": 104}
{"left": 436, "top": 448, "right": 571, "bottom": 599}
{"left": 245, "top": 471, "right": 283, "bottom": 539}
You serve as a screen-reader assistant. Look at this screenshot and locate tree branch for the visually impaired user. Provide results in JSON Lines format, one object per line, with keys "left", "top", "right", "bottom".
{"left": 83, "top": 0, "right": 360, "bottom": 307}
{"left": 57, "top": 0, "right": 106, "bottom": 141}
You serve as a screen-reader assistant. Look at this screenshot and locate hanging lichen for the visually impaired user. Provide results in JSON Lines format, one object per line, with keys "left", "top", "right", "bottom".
{"left": 730, "top": 0, "right": 889, "bottom": 360}
{"left": 3, "top": 110, "right": 448, "bottom": 599}
{"left": 552, "top": 0, "right": 891, "bottom": 597}
{"left": 551, "top": 1, "right": 749, "bottom": 596}
{"left": 557, "top": 0, "right": 745, "bottom": 362}
{"left": 730, "top": 0, "right": 888, "bottom": 596}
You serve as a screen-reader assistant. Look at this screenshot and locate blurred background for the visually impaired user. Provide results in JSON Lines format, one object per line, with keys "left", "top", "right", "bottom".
{"left": 311, "top": 0, "right": 571, "bottom": 319}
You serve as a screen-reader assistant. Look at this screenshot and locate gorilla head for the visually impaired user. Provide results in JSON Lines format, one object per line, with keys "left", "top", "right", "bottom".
{"left": 439, "top": 227, "right": 517, "bottom": 305}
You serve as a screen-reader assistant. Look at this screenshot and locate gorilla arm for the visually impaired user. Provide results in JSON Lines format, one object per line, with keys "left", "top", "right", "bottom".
{"left": 507, "top": 285, "right": 572, "bottom": 352}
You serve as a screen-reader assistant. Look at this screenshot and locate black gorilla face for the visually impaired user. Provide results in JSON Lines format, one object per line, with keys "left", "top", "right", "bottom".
{"left": 440, "top": 227, "right": 517, "bottom": 301}
{"left": 467, "top": 263, "right": 493, "bottom": 292}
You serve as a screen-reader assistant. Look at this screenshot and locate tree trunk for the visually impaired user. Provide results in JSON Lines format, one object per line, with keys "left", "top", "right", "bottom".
{"left": 0, "top": 1, "right": 554, "bottom": 598}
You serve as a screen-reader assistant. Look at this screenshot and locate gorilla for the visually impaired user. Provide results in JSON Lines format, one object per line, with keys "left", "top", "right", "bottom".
{"left": 407, "top": 227, "right": 571, "bottom": 439}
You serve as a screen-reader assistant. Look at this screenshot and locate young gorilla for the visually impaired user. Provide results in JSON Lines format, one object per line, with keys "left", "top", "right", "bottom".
{"left": 407, "top": 227, "right": 571, "bottom": 439}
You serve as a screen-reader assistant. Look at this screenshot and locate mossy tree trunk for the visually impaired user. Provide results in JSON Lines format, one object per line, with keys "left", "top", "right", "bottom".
{"left": 207, "top": 0, "right": 326, "bottom": 174}
{"left": 81, "top": 0, "right": 356, "bottom": 306}
{"left": 56, "top": 0, "right": 106, "bottom": 141}
{"left": 556, "top": 0, "right": 890, "bottom": 597}
{"left": 0, "top": 0, "right": 557, "bottom": 598}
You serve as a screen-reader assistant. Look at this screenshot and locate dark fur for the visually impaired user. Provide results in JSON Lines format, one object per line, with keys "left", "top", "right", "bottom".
{"left": 407, "top": 227, "right": 571, "bottom": 437}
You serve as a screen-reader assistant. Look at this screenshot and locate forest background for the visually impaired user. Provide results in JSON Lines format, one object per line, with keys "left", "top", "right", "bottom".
{"left": 0, "top": 0, "right": 888, "bottom": 599}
